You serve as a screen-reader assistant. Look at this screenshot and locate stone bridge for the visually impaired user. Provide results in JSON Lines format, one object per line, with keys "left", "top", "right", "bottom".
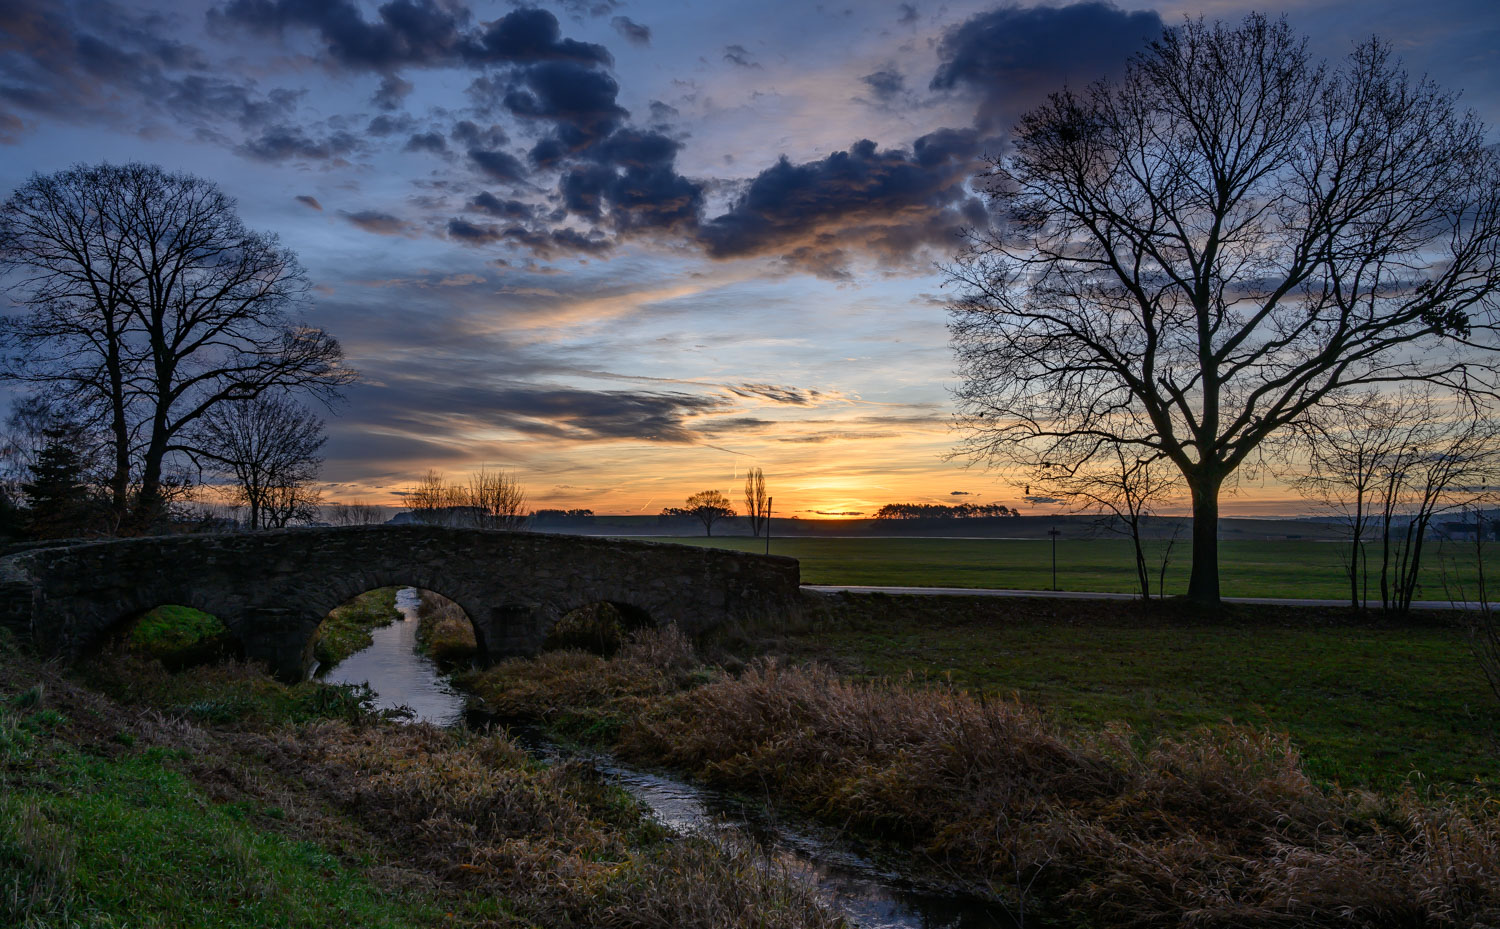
{"left": 0, "top": 526, "right": 802, "bottom": 680}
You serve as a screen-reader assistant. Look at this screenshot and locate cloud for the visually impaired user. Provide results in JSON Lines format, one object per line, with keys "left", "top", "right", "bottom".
{"left": 241, "top": 124, "right": 360, "bottom": 161}
{"left": 372, "top": 73, "right": 412, "bottom": 109}
{"left": 295, "top": 194, "right": 322, "bottom": 209}
{"left": 723, "top": 44, "right": 760, "bottom": 69}
{"left": 697, "top": 129, "right": 986, "bottom": 277}
{"left": 930, "top": 1, "right": 1163, "bottom": 130}
{"left": 404, "top": 130, "right": 447, "bottom": 153}
{"left": 446, "top": 217, "right": 502, "bottom": 244}
{"left": 1024, "top": 495, "right": 1061, "bottom": 505}
{"left": 611, "top": 16, "right": 651, "bottom": 46}
{"left": 950, "top": 490, "right": 971, "bottom": 495}
{"left": 468, "top": 147, "right": 529, "bottom": 182}
{"left": 360, "top": 377, "right": 734, "bottom": 445}
{"left": 0, "top": 0, "right": 295, "bottom": 138}
{"left": 897, "top": 3, "right": 919, "bottom": 25}
{"left": 500, "top": 61, "right": 629, "bottom": 162}
{"left": 861, "top": 68, "right": 905, "bottom": 101}
{"left": 213, "top": 2, "right": 611, "bottom": 71}
{"left": 341, "top": 210, "right": 411, "bottom": 235}
{"left": 469, "top": 192, "right": 534, "bottom": 220}
{"left": 725, "top": 383, "right": 830, "bottom": 405}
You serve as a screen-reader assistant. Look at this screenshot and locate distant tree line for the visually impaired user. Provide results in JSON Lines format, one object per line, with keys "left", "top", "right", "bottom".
{"left": 874, "top": 502, "right": 1020, "bottom": 519}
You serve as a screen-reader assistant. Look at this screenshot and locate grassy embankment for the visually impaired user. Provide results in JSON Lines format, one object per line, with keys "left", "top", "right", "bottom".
{"left": 464, "top": 601, "right": 1500, "bottom": 927}
{"left": 414, "top": 591, "right": 479, "bottom": 665}
{"left": 312, "top": 587, "right": 402, "bottom": 667}
{"left": 0, "top": 629, "right": 845, "bottom": 929}
{"left": 640, "top": 536, "right": 1498, "bottom": 600}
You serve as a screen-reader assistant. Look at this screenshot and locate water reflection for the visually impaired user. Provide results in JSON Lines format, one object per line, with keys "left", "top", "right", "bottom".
{"left": 317, "top": 587, "right": 468, "bottom": 726}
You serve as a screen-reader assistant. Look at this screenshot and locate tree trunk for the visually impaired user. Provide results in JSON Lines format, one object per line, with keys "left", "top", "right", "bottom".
{"left": 1186, "top": 473, "right": 1222, "bottom": 604}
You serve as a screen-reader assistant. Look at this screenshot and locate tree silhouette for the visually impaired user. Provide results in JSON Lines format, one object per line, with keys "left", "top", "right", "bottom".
{"left": 948, "top": 14, "right": 1500, "bottom": 603}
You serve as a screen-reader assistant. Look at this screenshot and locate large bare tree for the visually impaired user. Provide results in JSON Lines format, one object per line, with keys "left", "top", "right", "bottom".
{"left": 0, "top": 163, "right": 354, "bottom": 532}
{"left": 948, "top": 15, "right": 1500, "bottom": 603}
{"left": 193, "top": 392, "right": 326, "bottom": 530}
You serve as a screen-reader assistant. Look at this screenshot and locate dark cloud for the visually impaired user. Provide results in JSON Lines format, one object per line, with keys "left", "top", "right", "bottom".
{"left": 372, "top": 73, "right": 412, "bottom": 109}
{"left": 367, "top": 113, "right": 415, "bottom": 135}
{"left": 949, "top": 490, "right": 971, "bottom": 495}
{"left": 469, "top": 192, "right": 533, "bottom": 220}
{"left": 450, "top": 119, "right": 507, "bottom": 149}
{"left": 469, "top": 7, "right": 612, "bottom": 66}
{"left": 0, "top": 0, "right": 295, "bottom": 137}
{"left": 862, "top": 68, "right": 905, "bottom": 101}
{"left": 369, "top": 378, "right": 730, "bottom": 444}
{"left": 611, "top": 16, "right": 651, "bottom": 46}
{"left": 1025, "top": 495, "right": 1061, "bottom": 505}
{"left": 468, "top": 147, "right": 529, "bottom": 182}
{"left": 648, "top": 100, "right": 679, "bottom": 122}
{"left": 723, "top": 44, "right": 760, "bottom": 69}
{"left": 697, "top": 129, "right": 985, "bottom": 277}
{"left": 930, "top": 1, "right": 1163, "bottom": 130}
{"left": 446, "top": 217, "right": 502, "bottom": 244}
{"left": 342, "top": 210, "right": 410, "bottom": 234}
{"left": 295, "top": 194, "right": 322, "bottom": 210}
{"left": 500, "top": 225, "right": 613, "bottom": 258}
{"left": 897, "top": 3, "right": 918, "bottom": 25}
{"left": 553, "top": 129, "right": 703, "bottom": 232}
{"left": 213, "top": 1, "right": 610, "bottom": 71}
{"left": 241, "top": 124, "right": 361, "bottom": 160}
{"left": 725, "top": 383, "right": 829, "bottom": 405}
{"left": 404, "top": 130, "right": 448, "bottom": 153}
{"left": 503, "top": 62, "right": 629, "bottom": 161}
{"left": 213, "top": 0, "right": 471, "bottom": 71}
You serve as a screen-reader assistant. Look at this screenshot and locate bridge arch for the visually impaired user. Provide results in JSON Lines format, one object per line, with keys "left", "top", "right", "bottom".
{"left": 0, "top": 525, "right": 802, "bottom": 681}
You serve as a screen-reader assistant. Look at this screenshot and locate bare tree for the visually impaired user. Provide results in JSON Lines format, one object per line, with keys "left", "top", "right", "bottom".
{"left": 948, "top": 15, "right": 1500, "bottom": 604}
{"left": 406, "top": 467, "right": 526, "bottom": 529}
{"left": 1033, "top": 443, "right": 1183, "bottom": 600}
{"left": 0, "top": 163, "right": 354, "bottom": 532}
{"left": 1295, "top": 389, "right": 1500, "bottom": 612}
{"left": 407, "top": 469, "right": 461, "bottom": 525}
{"left": 744, "top": 467, "right": 769, "bottom": 538}
{"left": 680, "top": 489, "right": 735, "bottom": 537}
{"left": 468, "top": 466, "right": 526, "bottom": 529}
{"left": 192, "top": 393, "right": 325, "bottom": 531}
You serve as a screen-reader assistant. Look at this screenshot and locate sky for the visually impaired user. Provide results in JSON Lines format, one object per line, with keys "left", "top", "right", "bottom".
{"left": 2, "top": 0, "right": 1498, "bottom": 518}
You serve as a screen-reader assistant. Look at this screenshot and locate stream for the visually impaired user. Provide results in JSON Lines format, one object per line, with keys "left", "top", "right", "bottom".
{"left": 318, "top": 587, "right": 1020, "bottom": 929}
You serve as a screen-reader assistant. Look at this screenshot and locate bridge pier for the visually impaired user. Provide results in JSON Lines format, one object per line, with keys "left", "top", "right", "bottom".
{"left": 238, "top": 608, "right": 318, "bottom": 683}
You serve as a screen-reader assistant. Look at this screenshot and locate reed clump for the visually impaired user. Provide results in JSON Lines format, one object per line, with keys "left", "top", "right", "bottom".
{"left": 471, "top": 629, "right": 1500, "bottom": 927}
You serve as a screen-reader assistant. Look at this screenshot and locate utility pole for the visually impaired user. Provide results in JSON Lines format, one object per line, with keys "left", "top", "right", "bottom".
{"left": 765, "top": 496, "right": 773, "bottom": 555}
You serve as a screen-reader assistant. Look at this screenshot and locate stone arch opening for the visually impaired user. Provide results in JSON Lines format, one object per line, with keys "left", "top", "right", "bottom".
{"left": 305, "top": 584, "right": 484, "bottom": 679}
{"left": 544, "top": 600, "right": 656, "bottom": 656}
{"left": 95, "top": 602, "right": 242, "bottom": 671}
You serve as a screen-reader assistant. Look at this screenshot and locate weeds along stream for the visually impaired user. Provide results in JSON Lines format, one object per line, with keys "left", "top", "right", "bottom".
{"left": 315, "top": 587, "right": 1020, "bottom": 929}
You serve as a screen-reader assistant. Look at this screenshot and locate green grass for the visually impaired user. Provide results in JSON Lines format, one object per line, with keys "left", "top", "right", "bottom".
{"left": 0, "top": 699, "right": 444, "bottom": 928}
{"left": 314, "top": 587, "right": 401, "bottom": 667}
{"left": 784, "top": 599, "right": 1500, "bottom": 790}
{"left": 127, "top": 605, "right": 230, "bottom": 662}
{"left": 638, "top": 536, "right": 1497, "bottom": 600}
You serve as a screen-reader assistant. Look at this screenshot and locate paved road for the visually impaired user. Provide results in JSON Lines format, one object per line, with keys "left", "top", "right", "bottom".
{"left": 802, "top": 584, "right": 1484, "bottom": 611}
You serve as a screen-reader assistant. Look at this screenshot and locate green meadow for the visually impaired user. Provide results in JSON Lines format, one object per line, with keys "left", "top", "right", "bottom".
{"left": 636, "top": 536, "right": 1497, "bottom": 601}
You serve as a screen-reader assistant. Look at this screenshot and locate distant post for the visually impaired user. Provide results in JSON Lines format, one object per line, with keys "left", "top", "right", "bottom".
{"left": 1048, "top": 527, "right": 1061, "bottom": 591}
{"left": 765, "top": 496, "right": 773, "bottom": 555}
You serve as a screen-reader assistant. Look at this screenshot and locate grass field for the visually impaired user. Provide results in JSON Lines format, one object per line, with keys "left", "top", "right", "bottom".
{"left": 785, "top": 596, "right": 1500, "bottom": 790}
{"left": 635, "top": 536, "right": 1497, "bottom": 600}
